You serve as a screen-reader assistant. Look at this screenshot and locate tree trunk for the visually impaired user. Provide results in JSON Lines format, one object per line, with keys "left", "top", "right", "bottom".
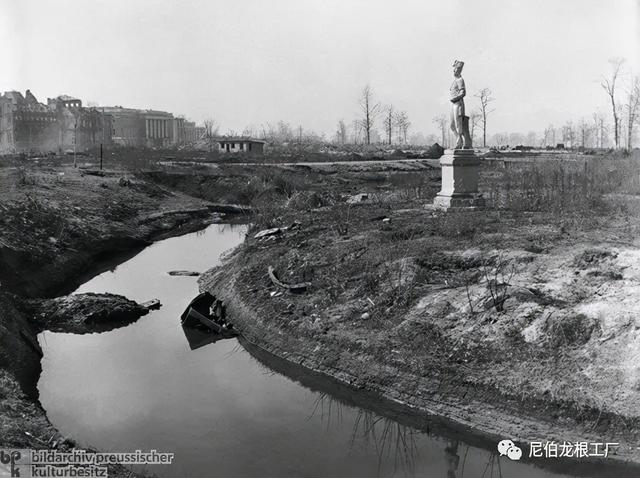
{"left": 611, "top": 96, "right": 619, "bottom": 148}
{"left": 482, "top": 117, "right": 487, "bottom": 147}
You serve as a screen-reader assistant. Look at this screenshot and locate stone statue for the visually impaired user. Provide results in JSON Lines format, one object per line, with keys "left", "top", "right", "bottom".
{"left": 449, "top": 60, "right": 472, "bottom": 149}
{"left": 433, "top": 59, "right": 484, "bottom": 210}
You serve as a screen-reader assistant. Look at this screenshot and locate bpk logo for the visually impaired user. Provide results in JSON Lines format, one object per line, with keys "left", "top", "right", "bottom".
{"left": 497, "top": 439, "right": 523, "bottom": 461}
{"left": 0, "top": 450, "right": 22, "bottom": 477}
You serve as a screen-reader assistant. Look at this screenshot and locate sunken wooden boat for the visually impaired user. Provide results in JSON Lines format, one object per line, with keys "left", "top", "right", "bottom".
{"left": 180, "top": 291, "right": 235, "bottom": 336}
{"left": 181, "top": 324, "right": 232, "bottom": 350}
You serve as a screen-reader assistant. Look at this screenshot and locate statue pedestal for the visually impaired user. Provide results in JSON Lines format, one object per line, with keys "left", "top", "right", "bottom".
{"left": 433, "top": 149, "right": 485, "bottom": 210}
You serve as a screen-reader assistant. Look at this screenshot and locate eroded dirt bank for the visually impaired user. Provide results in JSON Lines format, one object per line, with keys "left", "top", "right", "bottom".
{"left": 199, "top": 153, "right": 640, "bottom": 469}
{"left": 0, "top": 167, "right": 234, "bottom": 297}
{"left": 0, "top": 165, "right": 243, "bottom": 477}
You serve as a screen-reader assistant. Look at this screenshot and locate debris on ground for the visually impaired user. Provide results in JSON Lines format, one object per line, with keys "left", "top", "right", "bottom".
{"left": 346, "top": 193, "right": 369, "bottom": 204}
{"left": 267, "top": 266, "right": 311, "bottom": 291}
{"left": 141, "top": 299, "right": 162, "bottom": 310}
{"left": 254, "top": 227, "right": 282, "bottom": 239}
{"left": 168, "top": 270, "right": 201, "bottom": 276}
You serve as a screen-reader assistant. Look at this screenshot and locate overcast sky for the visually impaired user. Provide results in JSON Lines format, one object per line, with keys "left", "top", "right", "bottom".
{"left": 2, "top": 0, "right": 639, "bottom": 138}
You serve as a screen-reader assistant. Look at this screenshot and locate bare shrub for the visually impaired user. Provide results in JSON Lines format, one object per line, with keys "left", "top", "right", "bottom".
{"left": 480, "top": 253, "right": 516, "bottom": 312}
{"left": 484, "top": 154, "right": 640, "bottom": 214}
{"left": 389, "top": 173, "right": 429, "bottom": 200}
{"left": 250, "top": 189, "right": 286, "bottom": 229}
{"left": 286, "top": 190, "right": 327, "bottom": 210}
{"left": 13, "top": 168, "right": 38, "bottom": 186}
{"left": 330, "top": 203, "right": 352, "bottom": 236}
{"left": 248, "top": 168, "right": 313, "bottom": 228}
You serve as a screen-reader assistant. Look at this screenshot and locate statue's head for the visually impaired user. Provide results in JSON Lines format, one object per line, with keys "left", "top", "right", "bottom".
{"left": 452, "top": 60, "right": 464, "bottom": 76}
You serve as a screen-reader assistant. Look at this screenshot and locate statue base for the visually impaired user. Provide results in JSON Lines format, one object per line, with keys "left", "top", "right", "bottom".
{"left": 433, "top": 149, "right": 485, "bottom": 211}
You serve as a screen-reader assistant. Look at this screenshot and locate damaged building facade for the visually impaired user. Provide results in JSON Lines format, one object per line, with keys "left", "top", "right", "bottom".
{"left": 0, "top": 90, "right": 58, "bottom": 154}
{"left": 0, "top": 89, "right": 200, "bottom": 154}
{"left": 0, "top": 90, "right": 111, "bottom": 155}
{"left": 47, "top": 95, "right": 112, "bottom": 152}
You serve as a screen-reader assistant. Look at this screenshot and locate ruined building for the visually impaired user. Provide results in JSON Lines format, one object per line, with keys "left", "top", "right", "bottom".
{"left": 0, "top": 90, "right": 58, "bottom": 154}
{"left": 0, "top": 89, "right": 199, "bottom": 155}
{"left": 100, "top": 107, "right": 146, "bottom": 148}
{"left": 47, "top": 96, "right": 112, "bottom": 152}
{"left": 0, "top": 90, "right": 110, "bottom": 155}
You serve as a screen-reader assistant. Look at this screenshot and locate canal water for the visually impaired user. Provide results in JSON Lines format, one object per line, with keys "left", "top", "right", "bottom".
{"left": 37, "top": 224, "right": 587, "bottom": 477}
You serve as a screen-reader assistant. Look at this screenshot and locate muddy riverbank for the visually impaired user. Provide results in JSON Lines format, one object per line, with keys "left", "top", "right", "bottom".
{"left": 198, "top": 152, "right": 640, "bottom": 470}
{"left": 0, "top": 167, "right": 243, "bottom": 298}
{"left": 0, "top": 165, "right": 247, "bottom": 476}
{"left": 200, "top": 224, "right": 640, "bottom": 470}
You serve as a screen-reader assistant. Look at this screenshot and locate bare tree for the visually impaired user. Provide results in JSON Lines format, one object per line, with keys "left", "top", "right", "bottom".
{"left": 491, "top": 132, "right": 508, "bottom": 147}
{"left": 336, "top": 119, "right": 348, "bottom": 145}
{"left": 351, "top": 119, "right": 363, "bottom": 145}
{"left": 432, "top": 114, "right": 448, "bottom": 147}
{"left": 562, "top": 121, "right": 575, "bottom": 148}
{"left": 242, "top": 125, "right": 255, "bottom": 137}
{"left": 383, "top": 104, "right": 394, "bottom": 145}
{"left": 577, "top": 118, "right": 591, "bottom": 148}
{"left": 601, "top": 58, "right": 625, "bottom": 148}
{"left": 358, "top": 85, "right": 380, "bottom": 145}
{"left": 203, "top": 118, "right": 218, "bottom": 152}
{"left": 475, "top": 88, "right": 495, "bottom": 147}
{"left": 277, "top": 121, "right": 294, "bottom": 143}
{"left": 625, "top": 76, "right": 640, "bottom": 149}
{"left": 394, "top": 111, "right": 410, "bottom": 144}
{"left": 264, "top": 123, "right": 275, "bottom": 143}
{"left": 592, "top": 112, "right": 606, "bottom": 148}
{"left": 543, "top": 124, "right": 555, "bottom": 147}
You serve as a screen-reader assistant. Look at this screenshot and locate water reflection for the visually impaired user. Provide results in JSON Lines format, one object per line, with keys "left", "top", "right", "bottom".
{"left": 180, "top": 324, "right": 230, "bottom": 350}
{"left": 305, "top": 391, "right": 507, "bottom": 478}
{"left": 445, "top": 441, "right": 460, "bottom": 478}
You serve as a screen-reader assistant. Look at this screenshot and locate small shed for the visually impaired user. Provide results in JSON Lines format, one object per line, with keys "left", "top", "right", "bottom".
{"left": 217, "top": 138, "right": 265, "bottom": 154}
